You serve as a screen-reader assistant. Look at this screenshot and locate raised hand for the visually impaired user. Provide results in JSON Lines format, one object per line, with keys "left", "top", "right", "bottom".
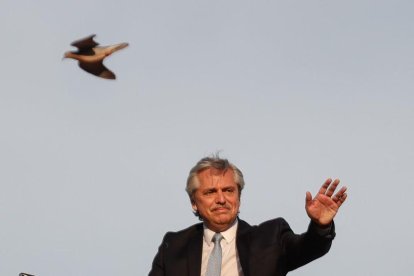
{"left": 305, "top": 178, "right": 348, "bottom": 227}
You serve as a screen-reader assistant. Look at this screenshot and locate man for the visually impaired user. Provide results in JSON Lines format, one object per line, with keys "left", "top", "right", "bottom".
{"left": 149, "top": 156, "right": 348, "bottom": 276}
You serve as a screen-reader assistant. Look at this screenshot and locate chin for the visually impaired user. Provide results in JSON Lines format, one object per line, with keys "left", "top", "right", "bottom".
{"left": 215, "top": 215, "right": 235, "bottom": 224}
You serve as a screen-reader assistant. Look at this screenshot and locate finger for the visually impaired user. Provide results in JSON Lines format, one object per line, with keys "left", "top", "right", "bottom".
{"left": 332, "top": 186, "right": 347, "bottom": 202}
{"left": 332, "top": 186, "right": 347, "bottom": 203}
{"left": 336, "top": 193, "right": 348, "bottom": 208}
{"left": 305, "top": 191, "right": 312, "bottom": 206}
{"left": 325, "top": 179, "right": 340, "bottom": 197}
{"left": 318, "top": 178, "right": 332, "bottom": 194}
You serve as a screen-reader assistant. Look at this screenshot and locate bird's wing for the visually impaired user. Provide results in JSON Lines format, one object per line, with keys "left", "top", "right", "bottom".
{"left": 107, "top": 43, "right": 129, "bottom": 54}
{"left": 93, "top": 43, "right": 129, "bottom": 56}
{"left": 71, "top": 34, "right": 99, "bottom": 50}
{"left": 78, "top": 61, "right": 116, "bottom": 80}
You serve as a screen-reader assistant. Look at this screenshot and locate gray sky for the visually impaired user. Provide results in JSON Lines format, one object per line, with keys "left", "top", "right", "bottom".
{"left": 1, "top": 0, "right": 413, "bottom": 275}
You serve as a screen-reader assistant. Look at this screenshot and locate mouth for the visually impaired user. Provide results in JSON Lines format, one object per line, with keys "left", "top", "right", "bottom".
{"left": 212, "top": 207, "right": 230, "bottom": 212}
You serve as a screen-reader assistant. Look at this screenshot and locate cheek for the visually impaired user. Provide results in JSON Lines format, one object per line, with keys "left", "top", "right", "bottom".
{"left": 229, "top": 195, "right": 240, "bottom": 205}
{"left": 193, "top": 198, "right": 212, "bottom": 211}
{"left": 231, "top": 198, "right": 240, "bottom": 211}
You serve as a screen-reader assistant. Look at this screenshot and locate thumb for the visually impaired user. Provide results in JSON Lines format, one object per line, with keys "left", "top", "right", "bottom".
{"left": 305, "top": 191, "right": 312, "bottom": 206}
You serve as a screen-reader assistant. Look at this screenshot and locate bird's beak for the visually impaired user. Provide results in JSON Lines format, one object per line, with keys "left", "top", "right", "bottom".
{"left": 62, "top": 52, "right": 69, "bottom": 60}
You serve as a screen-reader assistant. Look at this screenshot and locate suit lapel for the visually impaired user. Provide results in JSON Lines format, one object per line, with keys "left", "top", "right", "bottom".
{"left": 187, "top": 224, "right": 203, "bottom": 276}
{"left": 236, "top": 219, "right": 252, "bottom": 276}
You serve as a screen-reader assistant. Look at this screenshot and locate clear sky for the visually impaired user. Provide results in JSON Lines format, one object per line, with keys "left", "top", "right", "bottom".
{"left": 1, "top": 1, "right": 413, "bottom": 275}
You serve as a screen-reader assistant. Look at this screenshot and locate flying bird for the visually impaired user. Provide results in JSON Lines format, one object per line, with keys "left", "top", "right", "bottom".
{"left": 63, "top": 34, "right": 128, "bottom": 79}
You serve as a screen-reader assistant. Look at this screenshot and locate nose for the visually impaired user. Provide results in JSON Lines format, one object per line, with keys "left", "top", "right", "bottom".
{"left": 215, "top": 190, "right": 226, "bottom": 204}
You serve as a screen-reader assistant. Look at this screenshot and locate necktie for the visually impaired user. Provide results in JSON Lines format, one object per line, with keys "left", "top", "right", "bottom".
{"left": 206, "top": 233, "right": 224, "bottom": 276}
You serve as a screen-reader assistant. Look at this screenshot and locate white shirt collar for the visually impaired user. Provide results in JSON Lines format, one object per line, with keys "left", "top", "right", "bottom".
{"left": 203, "top": 219, "right": 238, "bottom": 246}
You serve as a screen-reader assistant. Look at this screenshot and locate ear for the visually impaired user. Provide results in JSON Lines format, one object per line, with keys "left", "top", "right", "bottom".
{"left": 191, "top": 200, "right": 198, "bottom": 212}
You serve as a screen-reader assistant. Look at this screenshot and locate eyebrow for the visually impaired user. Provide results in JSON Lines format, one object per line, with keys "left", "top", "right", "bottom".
{"left": 201, "top": 185, "right": 236, "bottom": 192}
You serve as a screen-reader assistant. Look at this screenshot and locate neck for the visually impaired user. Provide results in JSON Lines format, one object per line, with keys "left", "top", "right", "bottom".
{"left": 205, "top": 218, "right": 237, "bottom": 233}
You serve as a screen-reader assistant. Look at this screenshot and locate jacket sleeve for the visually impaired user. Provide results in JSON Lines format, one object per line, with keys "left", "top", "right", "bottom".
{"left": 280, "top": 219, "right": 336, "bottom": 272}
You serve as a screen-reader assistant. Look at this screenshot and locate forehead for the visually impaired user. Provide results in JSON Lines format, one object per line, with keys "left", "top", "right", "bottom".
{"left": 197, "top": 168, "right": 236, "bottom": 187}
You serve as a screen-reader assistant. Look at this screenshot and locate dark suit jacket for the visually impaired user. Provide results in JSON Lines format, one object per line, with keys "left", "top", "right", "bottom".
{"left": 149, "top": 217, "right": 336, "bottom": 276}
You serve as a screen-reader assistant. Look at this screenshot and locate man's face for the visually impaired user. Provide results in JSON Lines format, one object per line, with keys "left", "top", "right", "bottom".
{"left": 191, "top": 168, "right": 240, "bottom": 232}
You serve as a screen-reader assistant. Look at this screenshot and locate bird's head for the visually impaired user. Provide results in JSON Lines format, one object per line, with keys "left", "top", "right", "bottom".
{"left": 62, "top": 51, "right": 73, "bottom": 60}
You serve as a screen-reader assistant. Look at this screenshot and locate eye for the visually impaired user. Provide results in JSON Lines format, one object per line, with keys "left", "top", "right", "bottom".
{"left": 204, "top": 189, "right": 216, "bottom": 195}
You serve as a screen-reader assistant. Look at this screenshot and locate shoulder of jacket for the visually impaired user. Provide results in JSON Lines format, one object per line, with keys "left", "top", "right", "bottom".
{"left": 164, "top": 222, "right": 203, "bottom": 239}
{"left": 255, "top": 217, "right": 289, "bottom": 228}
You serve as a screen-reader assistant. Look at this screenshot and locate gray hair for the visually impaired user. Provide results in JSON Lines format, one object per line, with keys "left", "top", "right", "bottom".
{"left": 185, "top": 155, "right": 245, "bottom": 201}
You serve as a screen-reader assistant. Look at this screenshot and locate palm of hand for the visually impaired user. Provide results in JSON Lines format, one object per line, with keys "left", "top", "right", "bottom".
{"left": 306, "top": 194, "right": 339, "bottom": 226}
{"left": 305, "top": 178, "right": 347, "bottom": 227}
